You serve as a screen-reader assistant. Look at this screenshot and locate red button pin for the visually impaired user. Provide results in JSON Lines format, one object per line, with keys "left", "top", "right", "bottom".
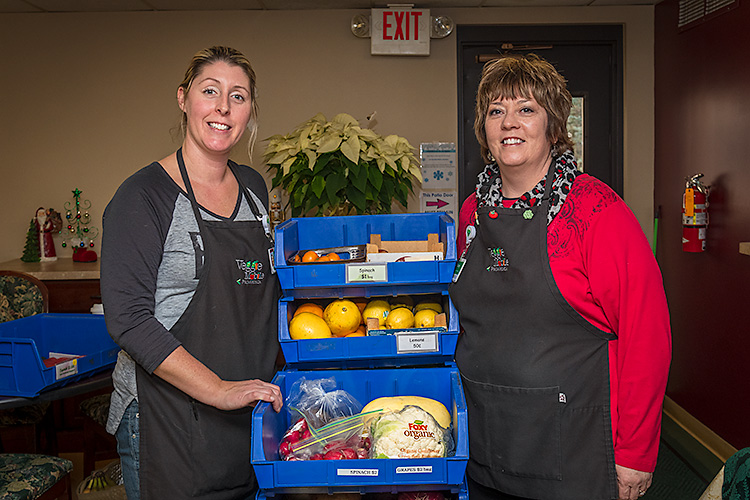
{"left": 489, "top": 210, "right": 498, "bottom": 219}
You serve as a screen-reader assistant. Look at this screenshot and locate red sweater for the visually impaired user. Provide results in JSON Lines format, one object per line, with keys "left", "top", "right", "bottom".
{"left": 457, "top": 174, "right": 672, "bottom": 473}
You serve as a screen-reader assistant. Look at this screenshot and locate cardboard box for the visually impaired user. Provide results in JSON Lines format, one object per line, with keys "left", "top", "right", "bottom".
{"left": 366, "top": 234, "right": 445, "bottom": 263}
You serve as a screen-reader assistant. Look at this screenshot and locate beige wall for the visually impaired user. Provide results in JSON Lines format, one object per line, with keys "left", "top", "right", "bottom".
{"left": 0, "top": 6, "right": 653, "bottom": 264}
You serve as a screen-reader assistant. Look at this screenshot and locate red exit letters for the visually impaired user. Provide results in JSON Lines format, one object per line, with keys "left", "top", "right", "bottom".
{"left": 382, "top": 10, "right": 423, "bottom": 41}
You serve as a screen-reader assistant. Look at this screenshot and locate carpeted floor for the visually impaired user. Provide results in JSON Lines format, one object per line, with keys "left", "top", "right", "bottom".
{"left": 643, "top": 441, "right": 711, "bottom": 500}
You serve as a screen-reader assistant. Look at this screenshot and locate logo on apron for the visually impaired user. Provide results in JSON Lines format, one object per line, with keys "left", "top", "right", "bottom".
{"left": 235, "top": 259, "right": 265, "bottom": 285}
{"left": 486, "top": 247, "right": 509, "bottom": 272}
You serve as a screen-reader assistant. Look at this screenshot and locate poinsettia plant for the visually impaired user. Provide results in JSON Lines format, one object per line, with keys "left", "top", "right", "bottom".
{"left": 263, "top": 113, "right": 422, "bottom": 217}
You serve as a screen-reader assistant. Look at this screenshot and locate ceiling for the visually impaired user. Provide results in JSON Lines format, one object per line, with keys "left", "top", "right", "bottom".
{"left": 1, "top": 0, "right": 662, "bottom": 14}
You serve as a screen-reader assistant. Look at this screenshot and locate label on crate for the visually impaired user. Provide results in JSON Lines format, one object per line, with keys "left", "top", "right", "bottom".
{"left": 336, "top": 468, "right": 380, "bottom": 477}
{"left": 396, "top": 331, "right": 439, "bottom": 353}
{"left": 346, "top": 263, "right": 388, "bottom": 283}
{"left": 55, "top": 358, "right": 79, "bottom": 379}
{"left": 396, "top": 466, "right": 434, "bottom": 474}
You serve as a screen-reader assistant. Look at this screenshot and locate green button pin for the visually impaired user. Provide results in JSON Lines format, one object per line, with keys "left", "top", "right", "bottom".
{"left": 523, "top": 210, "right": 534, "bottom": 220}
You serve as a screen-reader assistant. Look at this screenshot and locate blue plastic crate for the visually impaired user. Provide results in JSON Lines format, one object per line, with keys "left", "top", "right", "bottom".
{"left": 0, "top": 313, "right": 119, "bottom": 397}
{"left": 255, "top": 476, "right": 468, "bottom": 498}
{"left": 274, "top": 213, "right": 456, "bottom": 299}
{"left": 251, "top": 366, "right": 468, "bottom": 495}
{"left": 279, "top": 293, "right": 458, "bottom": 369}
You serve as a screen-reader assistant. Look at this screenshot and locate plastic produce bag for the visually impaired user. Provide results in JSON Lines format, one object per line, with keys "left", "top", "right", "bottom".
{"left": 279, "top": 376, "right": 369, "bottom": 461}
{"left": 279, "top": 413, "right": 372, "bottom": 461}
{"left": 285, "top": 376, "right": 363, "bottom": 428}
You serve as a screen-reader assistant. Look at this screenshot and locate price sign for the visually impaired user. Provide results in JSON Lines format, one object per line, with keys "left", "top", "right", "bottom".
{"left": 396, "top": 466, "right": 433, "bottom": 474}
{"left": 396, "top": 331, "right": 439, "bottom": 353}
{"left": 337, "top": 468, "right": 380, "bottom": 476}
{"left": 55, "top": 358, "right": 78, "bottom": 380}
{"left": 346, "top": 263, "right": 388, "bottom": 283}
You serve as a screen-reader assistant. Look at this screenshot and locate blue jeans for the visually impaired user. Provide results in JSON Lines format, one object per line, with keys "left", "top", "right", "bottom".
{"left": 115, "top": 399, "right": 140, "bottom": 500}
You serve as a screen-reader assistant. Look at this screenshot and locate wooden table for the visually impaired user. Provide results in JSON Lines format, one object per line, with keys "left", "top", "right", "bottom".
{"left": 0, "top": 371, "right": 113, "bottom": 411}
{"left": 0, "top": 258, "right": 100, "bottom": 313}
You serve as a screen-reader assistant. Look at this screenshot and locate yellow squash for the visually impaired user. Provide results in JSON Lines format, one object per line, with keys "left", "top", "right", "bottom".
{"left": 361, "top": 395, "right": 451, "bottom": 428}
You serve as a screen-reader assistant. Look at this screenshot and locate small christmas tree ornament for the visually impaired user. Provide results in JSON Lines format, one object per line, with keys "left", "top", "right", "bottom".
{"left": 61, "top": 188, "right": 99, "bottom": 262}
{"left": 21, "top": 217, "right": 41, "bottom": 262}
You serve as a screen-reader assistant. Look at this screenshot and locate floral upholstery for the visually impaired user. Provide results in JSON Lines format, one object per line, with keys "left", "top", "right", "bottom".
{"left": 0, "top": 453, "right": 72, "bottom": 499}
{"left": 0, "top": 273, "right": 50, "bottom": 436}
{"left": 0, "top": 404, "right": 49, "bottom": 428}
{"left": 79, "top": 395, "right": 111, "bottom": 428}
{"left": 0, "top": 275, "right": 45, "bottom": 324}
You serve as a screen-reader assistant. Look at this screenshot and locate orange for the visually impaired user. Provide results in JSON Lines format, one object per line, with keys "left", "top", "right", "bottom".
{"left": 326, "top": 253, "right": 341, "bottom": 261}
{"left": 302, "top": 250, "right": 319, "bottom": 262}
{"left": 293, "top": 302, "right": 324, "bottom": 318}
{"left": 292, "top": 254, "right": 301, "bottom": 263}
{"left": 346, "top": 326, "right": 366, "bottom": 338}
{"left": 289, "top": 312, "right": 332, "bottom": 340}
{"left": 351, "top": 298, "right": 369, "bottom": 317}
{"left": 323, "top": 299, "right": 362, "bottom": 336}
{"left": 317, "top": 255, "right": 331, "bottom": 262}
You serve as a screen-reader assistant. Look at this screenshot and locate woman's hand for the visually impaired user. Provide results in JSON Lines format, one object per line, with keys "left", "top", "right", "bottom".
{"left": 215, "top": 379, "right": 283, "bottom": 412}
{"left": 154, "top": 346, "right": 283, "bottom": 412}
{"left": 616, "top": 464, "right": 653, "bottom": 500}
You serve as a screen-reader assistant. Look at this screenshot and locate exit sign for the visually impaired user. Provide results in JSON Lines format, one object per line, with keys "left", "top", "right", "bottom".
{"left": 371, "top": 8, "right": 430, "bottom": 56}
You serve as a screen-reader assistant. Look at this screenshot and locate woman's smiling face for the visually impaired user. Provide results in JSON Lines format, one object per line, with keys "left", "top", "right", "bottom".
{"left": 178, "top": 61, "right": 252, "bottom": 157}
{"left": 484, "top": 94, "right": 552, "bottom": 173}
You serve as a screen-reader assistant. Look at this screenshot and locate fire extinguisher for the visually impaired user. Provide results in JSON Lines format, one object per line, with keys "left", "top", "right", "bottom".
{"left": 682, "top": 173, "right": 710, "bottom": 252}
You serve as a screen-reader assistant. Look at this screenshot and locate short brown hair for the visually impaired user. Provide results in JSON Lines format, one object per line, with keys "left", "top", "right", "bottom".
{"left": 474, "top": 53, "right": 574, "bottom": 163}
{"left": 178, "top": 46, "right": 259, "bottom": 156}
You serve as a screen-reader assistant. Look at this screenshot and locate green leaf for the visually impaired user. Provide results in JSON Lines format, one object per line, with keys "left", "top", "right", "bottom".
{"left": 346, "top": 185, "right": 367, "bottom": 213}
{"left": 347, "top": 158, "right": 360, "bottom": 177}
{"left": 316, "top": 152, "right": 333, "bottom": 171}
{"left": 311, "top": 174, "right": 326, "bottom": 198}
{"left": 292, "top": 184, "right": 307, "bottom": 208}
{"left": 395, "top": 182, "right": 409, "bottom": 206}
{"left": 352, "top": 164, "right": 369, "bottom": 193}
{"left": 325, "top": 171, "right": 347, "bottom": 201}
{"left": 368, "top": 165, "right": 383, "bottom": 191}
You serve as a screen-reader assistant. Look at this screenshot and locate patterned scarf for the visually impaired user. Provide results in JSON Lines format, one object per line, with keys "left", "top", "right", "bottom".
{"left": 475, "top": 150, "right": 581, "bottom": 225}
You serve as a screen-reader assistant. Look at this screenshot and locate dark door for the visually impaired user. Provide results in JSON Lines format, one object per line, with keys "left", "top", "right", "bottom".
{"left": 457, "top": 24, "right": 623, "bottom": 203}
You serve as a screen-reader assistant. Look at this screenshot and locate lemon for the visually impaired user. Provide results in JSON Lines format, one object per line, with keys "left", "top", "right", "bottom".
{"left": 289, "top": 312, "right": 332, "bottom": 339}
{"left": 324, "top": 299, "right": 362, "bottom": 336}
{"left": 362, "top": 299, "right": 391, "bottom": 327}
{"left": 389, "top": 295, "right": 414, "bottom": 309}
{"left": 414, "top": 308, "right": 439, "bottom": 328}
{"left": 385, "top": 307, "right": 414, "bottom": 329}
{"left": 414, "top": 301, "right": 443, "bottom": 314}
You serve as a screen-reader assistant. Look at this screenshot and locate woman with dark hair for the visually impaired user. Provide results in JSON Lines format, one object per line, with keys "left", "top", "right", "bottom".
{"left": 101, "top": 46, "right": 282, "bottom": 500}
{"left": 449, "top": 54, "right": 672, "bottom": 500}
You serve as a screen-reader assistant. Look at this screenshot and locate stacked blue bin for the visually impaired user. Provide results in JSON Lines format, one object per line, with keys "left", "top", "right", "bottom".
{"left": 0, "top": 313, "right": 119, "bottom": 397}
{"left": 250, "top": 213, "right": 469, "bottom": 498}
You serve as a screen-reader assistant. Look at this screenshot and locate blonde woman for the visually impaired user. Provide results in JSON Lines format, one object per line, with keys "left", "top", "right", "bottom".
{"left": 102, "top": 46, "right": 282, "bottom": 500}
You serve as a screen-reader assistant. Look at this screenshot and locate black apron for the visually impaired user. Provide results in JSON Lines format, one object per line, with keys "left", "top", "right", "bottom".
{"left": 136, "top": 149, "right": 280, "bottom": 500}
{"left": 449, "top": 165, "right": 618, "bottom": 500}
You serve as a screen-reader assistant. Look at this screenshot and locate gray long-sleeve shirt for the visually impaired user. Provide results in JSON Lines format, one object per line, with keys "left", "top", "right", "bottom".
{"left": 100, "top": 161, "right": 269, "bottom": 434}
